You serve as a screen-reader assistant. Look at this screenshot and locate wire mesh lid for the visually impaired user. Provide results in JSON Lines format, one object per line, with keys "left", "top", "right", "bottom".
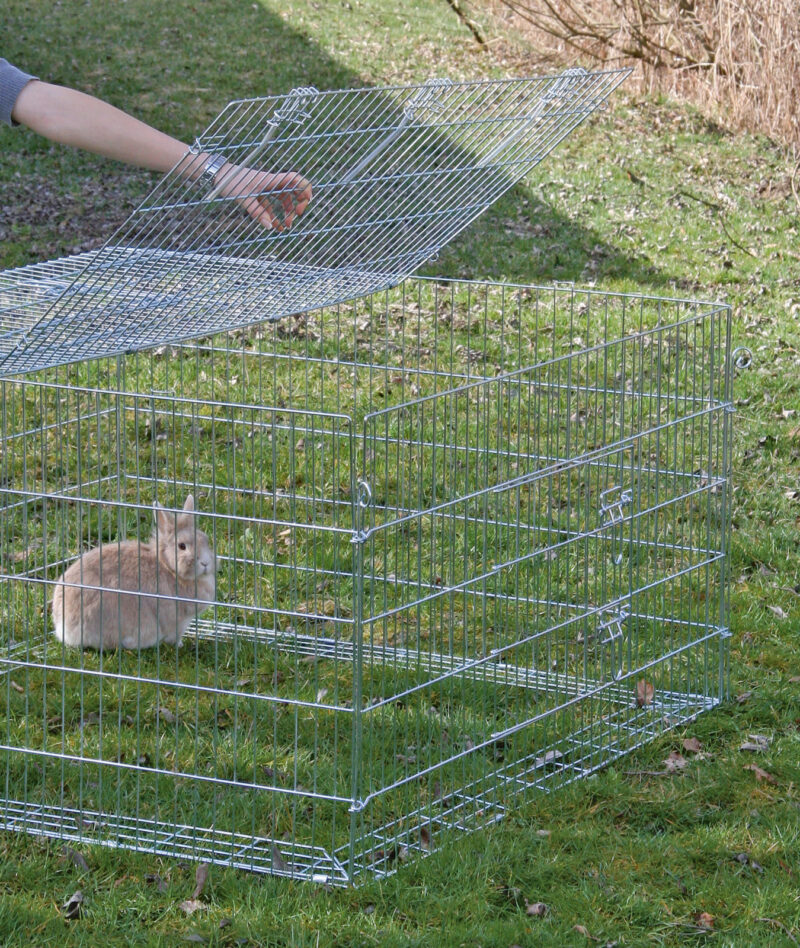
{"left": 0, "top": 68, "right": 629, "bottom": 377}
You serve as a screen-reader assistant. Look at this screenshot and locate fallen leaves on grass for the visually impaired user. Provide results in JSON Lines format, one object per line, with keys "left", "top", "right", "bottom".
{"left": 271, "top": 844, "right": 289, "bottom": 873}
{"left": 192, "top": 863, "right": 209, "bottom": 900}
{"left": 525, "top": 900, "right": 549, "bottom": 917}
{"left": 419, "top": 824, "right": 431, "bottom": 850}
{"left": 62, "top": 846, "right": 90, "bottom": 873}
{"left": 733, "top": 852, "right": 764, "bottom": 873}
{"left": 663, "top": 750, "right": 688, "bottom": 773}
{"left": 179, "top": 899, "right": 206, "bottom": 916}
{"left": 636, "top": 680, "right": 655, "bottom": 707}
{"left": 682, "top": 737, "right": 703, "bottom": 753}
{"left": 740, "top": 733, "right": 771, "bottom": 752}
{"left": 145, "top": 873, "right": 168, "bottom": 893}
{"left": 694, "top": 911, "right": 714, "bottom": 930}
{"left": 62, "top": 890, "right": 84, "bottom": 920}
{"left": 744, "top": 764, "right": 778, "bottom": 784}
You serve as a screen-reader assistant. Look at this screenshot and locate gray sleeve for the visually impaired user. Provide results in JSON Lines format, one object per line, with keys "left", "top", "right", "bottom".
{"left": 0, "top": 58, "right": 38, "bottom": 126}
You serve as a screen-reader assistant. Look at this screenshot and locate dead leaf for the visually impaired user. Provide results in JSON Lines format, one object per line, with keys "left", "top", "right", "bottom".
{"left": 419, "top": 824, "right": 431, "bottom": 850}
{"left": 740, "top": 734, "right": 771, "bottom": 752}
{"left": 62, "top": 890, "right": 84, "bottom": 920}
{"left": 682, "top": 737, "right": 703, "bottom": 753}
{"left": 525, "top": 901, "right": 549, "bottom": 917}
{"left": 663, "top": 751, "right": 688, "bottom": 773}
{"left": 534, "top": 750, "right": 564, "bottom": 768}
{"left": 9, "top": 680, "right": 24, "bottom": 694}
{"left": 179, "top": 899, "right": 205, "bottom": 916}
{"left": 694, "top": 911, "right": 714, "bottom": 930}
{"left": 573, "top": 924, "right": 595, "bottom": 938}
{"left": 744, "top": 764, "right": 778, "bottom": 784}
{"left": 767, "top": 604, "right": 788, "bottom": 620}
{"left": 316, "top": 687, "right": 329, "bottom": 703}
{"left": 734, "top": 852, "right": 764, "bottom": 873}
{"left": 636, "top": 680, "right": 655, "bottom": 707}
{"left": 736, "top": 691, "right": 753, "bottom": 704}
{"left": 145, "top": 873, "right": 168, "bottom": 893}
{"left": 271, "top": 844, "right": 289, "bottom": 873}
{"left": 192, "top": 863, "right": 209, "bottom": 900}
{"left": 157, "top": 706, "right": 176, "bottom": 724}
{"left": 63, "top": 846, "right": 90, "bottom": 873}
{"left": 183, "top": 935, "right": 207, "bottom": 944}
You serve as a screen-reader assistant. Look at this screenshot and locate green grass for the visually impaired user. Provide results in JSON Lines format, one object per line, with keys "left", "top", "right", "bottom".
{"left": 1, "top": 0, "right": 799, "bottom": 945}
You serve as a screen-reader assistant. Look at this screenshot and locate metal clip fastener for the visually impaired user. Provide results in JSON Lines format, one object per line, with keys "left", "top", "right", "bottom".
{"left": 599, "top": 485, "right": 631, "bottom": 566}
{"left": 542, "top": 66, "right": 589, "bottom": 103}
{"left": 598, "top": 607, "right": 630, "bottom": 680}
{"left": 402, "top": 78, "right": 453, "bottom": 121}
{"left": 268, "top": 86, "right": 320, "bottom": 128}
{"left": 598, "top": 486, "right": 632, "bottom": 526}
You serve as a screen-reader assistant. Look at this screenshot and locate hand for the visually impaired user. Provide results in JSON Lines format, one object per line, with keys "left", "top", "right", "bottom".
{"left": 214, "top": 166, "right": 312, "bottom": 231}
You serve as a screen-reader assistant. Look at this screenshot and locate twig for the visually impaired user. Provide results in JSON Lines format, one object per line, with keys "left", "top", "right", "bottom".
{"left": 443, "top": 0, "right": 487, "bottom": 46}
{"left": 718, "top": 214, "right": 757, "bottom": 258}
{"left": 677, "top": 187, "right": 756, "bottom": 257}
{"left": 791, "top": 156, "right": 800, "bottom": 216}
{"left": 756, "top": 918, "right": 799, "bottom": 946}
{"left": 676, "top": 188, "right": 722, "bottom": 210}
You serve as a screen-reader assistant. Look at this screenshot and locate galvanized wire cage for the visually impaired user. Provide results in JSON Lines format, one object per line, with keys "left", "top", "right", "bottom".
{"left": 0, "top": 69, "right": 733, "bottom": 884}
{"left": 1, "top": 277, "right": 733, "bottom": 884}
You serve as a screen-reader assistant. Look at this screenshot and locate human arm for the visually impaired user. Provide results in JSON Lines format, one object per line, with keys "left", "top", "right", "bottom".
{"left": 10, "top": 80, "right": 312, "bottom": 229}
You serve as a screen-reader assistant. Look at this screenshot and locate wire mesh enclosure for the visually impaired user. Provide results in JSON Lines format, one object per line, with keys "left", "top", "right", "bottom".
{"left": 1, "top": 277, "right": 733, "bottom": 884}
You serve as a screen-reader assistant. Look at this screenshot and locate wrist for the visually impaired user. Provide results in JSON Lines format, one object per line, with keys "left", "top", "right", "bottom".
{"left": 179, "top": 148, "right": 231, "bottom": 187}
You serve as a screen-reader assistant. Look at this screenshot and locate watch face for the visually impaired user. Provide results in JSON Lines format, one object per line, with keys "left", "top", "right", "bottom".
{"left": 203, "top": 155, "right": 226, "bottom": 184}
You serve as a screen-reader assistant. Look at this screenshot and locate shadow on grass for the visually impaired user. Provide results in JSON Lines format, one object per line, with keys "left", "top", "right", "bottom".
{"left": 1, "top": 0, "right": 672, "bottom": 291}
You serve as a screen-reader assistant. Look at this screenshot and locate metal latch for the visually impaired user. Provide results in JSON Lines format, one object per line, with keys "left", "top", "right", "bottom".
{"left": 598, "top": 606, "right": 630, "bottom": 681}
{"left": 598, "top": 485, "right": 631, "bottom": 565}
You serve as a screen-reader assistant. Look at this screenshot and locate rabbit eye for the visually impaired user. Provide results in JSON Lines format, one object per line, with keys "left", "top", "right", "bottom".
{"left": 178, "top": 542, "right": 187, "bottom": 551}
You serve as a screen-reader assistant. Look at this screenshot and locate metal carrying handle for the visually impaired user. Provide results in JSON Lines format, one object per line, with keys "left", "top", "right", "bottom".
{"left": 205, "top": 86, "right": 320, "bottom": 202}
{"left": 339, "top": 78, "right": 453, "bottom": 187}
{"left": 732, "top": 346, "right": 753, "bottom": 370}
{"left": 357, "top": 480, "right": 373, "bottom": 508}
{"left": 479, "top": 67, "right": 589, "bottom": 168}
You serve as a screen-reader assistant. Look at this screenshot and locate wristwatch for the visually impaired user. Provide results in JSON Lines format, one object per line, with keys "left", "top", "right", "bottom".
{"left": 198, "top": 153, "right": 227, "bottom": 188}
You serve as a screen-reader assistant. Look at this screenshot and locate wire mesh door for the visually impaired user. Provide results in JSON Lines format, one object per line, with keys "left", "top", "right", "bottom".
{"left": 0, "top": 68, "right": 630, "bottom": 376}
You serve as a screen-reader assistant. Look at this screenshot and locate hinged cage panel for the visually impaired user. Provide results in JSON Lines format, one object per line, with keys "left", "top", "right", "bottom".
{"left": 0, "top": 278, "right": 732, "bottom": 884}
{"left": 0, "top": 69, "right": 629, "bottom": 376}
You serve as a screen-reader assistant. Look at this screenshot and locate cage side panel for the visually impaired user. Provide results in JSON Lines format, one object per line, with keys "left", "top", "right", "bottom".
{"left": 0, "top": 370, "right": 363, "bottom": 882}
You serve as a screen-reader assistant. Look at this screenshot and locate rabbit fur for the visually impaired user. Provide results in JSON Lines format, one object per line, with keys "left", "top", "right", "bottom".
{"left": 51, "top": 495, "right": 217, "bottom": 650}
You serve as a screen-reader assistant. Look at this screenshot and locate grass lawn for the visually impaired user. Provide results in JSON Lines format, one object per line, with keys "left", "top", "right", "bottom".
{"left": 1, "top": 0, "right": 799, "bottom": 945}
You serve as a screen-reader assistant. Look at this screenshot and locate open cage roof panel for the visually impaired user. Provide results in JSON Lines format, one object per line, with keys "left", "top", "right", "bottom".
{"left": 0, "top": 68, "right": 630, "bottom": 377}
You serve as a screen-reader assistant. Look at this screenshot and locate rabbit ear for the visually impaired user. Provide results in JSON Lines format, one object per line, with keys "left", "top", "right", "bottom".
{"left": 183, "top": 495, "right": 195, "bottom": 513}
{"left": 154, "top": 501, "right": 175, "bottom": 537}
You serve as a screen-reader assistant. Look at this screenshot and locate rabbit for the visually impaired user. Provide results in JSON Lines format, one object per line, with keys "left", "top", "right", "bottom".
{"left": 51, "top": 495, "right": 217, "bottom": 650}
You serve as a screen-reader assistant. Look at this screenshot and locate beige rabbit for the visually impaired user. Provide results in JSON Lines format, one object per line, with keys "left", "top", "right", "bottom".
{"left": 51, "top": 495, "right": 217, "bottom": 650}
